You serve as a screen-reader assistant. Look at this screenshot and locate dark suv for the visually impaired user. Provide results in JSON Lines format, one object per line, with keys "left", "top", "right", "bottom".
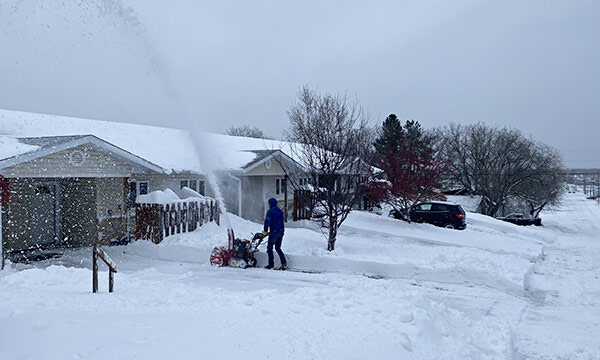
{"left": 407, "top": 202, "right": 466, "bottom": 230}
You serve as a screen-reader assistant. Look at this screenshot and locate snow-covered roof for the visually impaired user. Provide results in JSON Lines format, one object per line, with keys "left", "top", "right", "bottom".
{"left": 0, "top": 108, "right": 373, "bottom": 176}
{"left": 0, "top": 108, "right": 294, "bottom": 174}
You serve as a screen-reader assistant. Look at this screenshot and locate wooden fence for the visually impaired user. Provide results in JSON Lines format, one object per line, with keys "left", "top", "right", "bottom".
{"left": 293, "top": 189, "right": 315, "bottom": 221}
{"left": 135, "top": 199, "right": 220, "bottom": 244}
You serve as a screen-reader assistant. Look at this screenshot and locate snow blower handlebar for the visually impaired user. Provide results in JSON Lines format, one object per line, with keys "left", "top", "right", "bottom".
{"left": 252, "top": 232, "right": 269, "bottom": 241}
{"left": 252, "top": 231, "right": 270, "bottom": 249}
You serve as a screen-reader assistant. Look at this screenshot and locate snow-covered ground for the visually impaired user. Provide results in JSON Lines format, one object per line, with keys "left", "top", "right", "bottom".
{"left": 1, "top": 192, "right": 599, "bottom": 359}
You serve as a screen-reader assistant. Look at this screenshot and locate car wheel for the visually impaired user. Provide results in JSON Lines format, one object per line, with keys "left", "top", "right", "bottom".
{"left": 444, "top": 223, "right": 455, "bottom": 229}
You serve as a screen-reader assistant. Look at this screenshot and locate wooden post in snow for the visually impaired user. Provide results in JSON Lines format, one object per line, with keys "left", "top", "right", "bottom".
{"left": 92, "top": 244, "right": 118, "bottom": 293}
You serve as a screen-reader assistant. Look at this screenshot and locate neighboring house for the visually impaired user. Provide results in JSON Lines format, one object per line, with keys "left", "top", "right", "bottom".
{"left": 218, "top": 149, "right": 304, "bottom": 223}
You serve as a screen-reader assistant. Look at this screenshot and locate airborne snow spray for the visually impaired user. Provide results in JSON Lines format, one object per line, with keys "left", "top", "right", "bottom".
{"left": 184, "top": 132, "right": 234, "bottom": 233}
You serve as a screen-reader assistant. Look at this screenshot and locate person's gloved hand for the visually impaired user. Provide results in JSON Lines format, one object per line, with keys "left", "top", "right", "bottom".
{"left": 262, "top": 231, "right": 268, "bottom": 236}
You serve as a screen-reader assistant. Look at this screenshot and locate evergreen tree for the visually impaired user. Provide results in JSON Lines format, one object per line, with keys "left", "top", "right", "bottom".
{"left": 374, "top": 114, "right": 402, "bottom": 157}
{"left": 368, "top": 117, "right": 445, "bottom": 215}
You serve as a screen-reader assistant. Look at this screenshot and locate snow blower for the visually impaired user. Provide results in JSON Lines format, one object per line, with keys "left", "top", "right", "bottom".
{"left": 210, "top": 229, "right": 268, "bottom": 268}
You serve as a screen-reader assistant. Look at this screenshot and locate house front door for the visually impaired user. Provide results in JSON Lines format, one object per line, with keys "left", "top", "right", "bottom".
{"left": 30, "top": 182, "right": 59, "bottom": 247}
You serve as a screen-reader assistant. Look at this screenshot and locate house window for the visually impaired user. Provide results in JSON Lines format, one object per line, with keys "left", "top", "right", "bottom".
{"left": 198, "top": 180, "right": 205, "bottom": 195}
{"left": 180, "top": 180, "right": 189, "bottom": 189}
{"left": 180, "top": 179, "right": 203, "bottom": 194}
{"left": 276, "top": 178, "right": 286, "bottom": 195}
{"left": 138, "top": 181, "right": 149, "bottom": 195}
{"left": 299, "top": 177, "right": 310, "bottom": 186}
{"left": 129, "top": 180, "right": 149, "bottom": 208}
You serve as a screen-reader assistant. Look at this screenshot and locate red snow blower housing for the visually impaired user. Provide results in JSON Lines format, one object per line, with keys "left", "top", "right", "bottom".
{"left": 210, "top": 229, "right": 267, "bottom": 268}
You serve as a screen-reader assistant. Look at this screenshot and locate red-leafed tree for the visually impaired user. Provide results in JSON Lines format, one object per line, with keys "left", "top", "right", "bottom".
{"left": 368, "top": 115, "right": 445, "bottom": 218}
{"left": 0, "top": 175, "right": 10, "bottom": 203}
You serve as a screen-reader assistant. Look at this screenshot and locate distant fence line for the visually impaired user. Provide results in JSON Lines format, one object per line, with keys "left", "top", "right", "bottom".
{"left": 135, "top": 198, "right": 220, "bottom": 244}
{"left": 293, "top": 189, "right": 379, "bottom": 221}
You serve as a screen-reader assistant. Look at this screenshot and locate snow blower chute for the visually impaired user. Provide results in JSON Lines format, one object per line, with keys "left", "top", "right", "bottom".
{"left": 210, "top": 229, "right": 267, "bottom": 268}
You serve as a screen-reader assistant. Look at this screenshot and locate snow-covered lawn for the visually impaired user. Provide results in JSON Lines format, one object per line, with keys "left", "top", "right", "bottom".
{"left": 1, "top": 193, "right": 599, "bottom": 359}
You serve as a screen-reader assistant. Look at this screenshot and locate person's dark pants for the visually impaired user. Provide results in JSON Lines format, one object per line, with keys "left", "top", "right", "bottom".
{"left": 267, "top": 232, "right": 286, "bottom": 267}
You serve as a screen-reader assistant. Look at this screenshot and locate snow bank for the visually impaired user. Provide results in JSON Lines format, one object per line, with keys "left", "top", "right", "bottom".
{"left": 2, "top": 193, "right": 599, "bottom": 359}
{"left": 124, "top": 209, "right": 543, "bottom": 295}
{"left": 0, "top": 260, "right": 515, "bottom": 360}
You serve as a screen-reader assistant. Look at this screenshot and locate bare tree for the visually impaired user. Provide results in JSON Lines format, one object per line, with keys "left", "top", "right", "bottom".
{"left": 439, "top": 123, "right": 565, "bottom": 217}
{"left": 514, "top": 143, "right": 565, "bottom": 218}
{"left": 286, "top": 86, "right": 371, "bottom": 251}
{"left": 225, "top": 125, "right": 273, "bottom": 139}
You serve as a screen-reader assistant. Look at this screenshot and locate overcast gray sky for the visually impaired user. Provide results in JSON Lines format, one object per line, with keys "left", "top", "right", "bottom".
{"left": 1, "top": 0, "right": 598, "bottom": 168}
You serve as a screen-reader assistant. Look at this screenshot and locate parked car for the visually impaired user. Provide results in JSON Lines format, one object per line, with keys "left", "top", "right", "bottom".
{"left": 389, "top": 208, "right": 408, "bottom": 220}
{"left": 497, "top": 213, "right": 542, "bottom": 226}
{"left": 390, "top": 202, "right": 467, "bottom": 230}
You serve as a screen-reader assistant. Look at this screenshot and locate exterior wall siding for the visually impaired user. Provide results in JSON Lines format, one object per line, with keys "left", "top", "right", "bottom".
{"left": 242, "top": 176, "right": 264, "bottom": 222}
{"left": 244, "top": 157, "right": 286, "bottom": 177}
{"left": 96, "top": 178, "right": 128, "bottom": 244}
{"left": 261, "top": 175, "right": 294, "bottom": 221}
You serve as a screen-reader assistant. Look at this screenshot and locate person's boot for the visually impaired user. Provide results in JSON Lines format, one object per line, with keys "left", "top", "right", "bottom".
{"left": 275, "top": 264, "right": 288, "bottom": 270}
{"left": 264, "top": 264, "right": 274, "bottom": 269}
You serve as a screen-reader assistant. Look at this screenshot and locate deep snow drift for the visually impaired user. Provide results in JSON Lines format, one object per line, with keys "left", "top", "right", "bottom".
{"left": 1, "top": 193, "right": 599, "bottom": 359}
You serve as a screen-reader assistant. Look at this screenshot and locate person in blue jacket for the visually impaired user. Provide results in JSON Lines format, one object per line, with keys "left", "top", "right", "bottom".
{"left": 263, "top": 198, "right": 287, "bottom": 270}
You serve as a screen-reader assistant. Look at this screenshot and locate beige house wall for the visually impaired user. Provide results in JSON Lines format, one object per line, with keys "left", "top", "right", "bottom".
{"left": 96, "top": 177, "right": 129, "bottom": 244}
{"left": 241, "top": 176, "right": 264, "bottom": 222}
{"left": 244, "top": 157, "right": 286, "bottom": 177}
{"left": 261, "top": 175, "right": 294, "bottom": 219}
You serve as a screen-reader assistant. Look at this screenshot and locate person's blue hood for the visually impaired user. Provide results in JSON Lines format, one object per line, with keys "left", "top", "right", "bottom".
{"left": 268, "top": 198, "right": 277, "bottom": 208}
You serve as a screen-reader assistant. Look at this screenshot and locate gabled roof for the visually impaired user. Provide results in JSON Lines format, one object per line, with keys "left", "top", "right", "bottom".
{"left": 0, "top": 108, "right": 204, "bottom": 174}
{"left": 241, "top": 149, "right": 306, "bottom": 174}
{"left": 0, "top": 135, "right": 164, "bottom": 173}
{"left": 240, "top": 150, "right": 274, "bottom": 170}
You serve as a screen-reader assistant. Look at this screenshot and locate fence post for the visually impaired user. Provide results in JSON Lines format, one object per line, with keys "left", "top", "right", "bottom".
{"left": 170, "top": 204, "right": 176, "bottom": 235}
{"left": 200, "top": 203, "right": 204, "bottom": 226}
{"left": 92, "top": 245, "right": 98, "bottom": 293}
{"left": 109, "top": 270, "right": 114, "bottom": 293}
{"left": 158, "top": 204, "right": 164, "bottom": 243}
{"left": 181, "top": 203, "right": 187, "bottom": 233}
